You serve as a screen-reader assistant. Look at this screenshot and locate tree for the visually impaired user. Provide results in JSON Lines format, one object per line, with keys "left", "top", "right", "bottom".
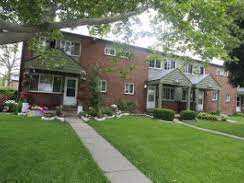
{"left": 0, "top": 0, "right": 241, "bottom": 61}
{"left": 225, "top": 1, "right": 244, "bottom": 86}
{"left": 0, "top": 43, "right": 19, "bottom": 86}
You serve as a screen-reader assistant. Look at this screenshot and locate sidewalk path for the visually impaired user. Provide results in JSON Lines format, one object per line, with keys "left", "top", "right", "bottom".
{"left": 66, "top": 117, "right": 152, "bottom": 183}
{"left": 176, "top": 120, "right": 244, "bottom": 141}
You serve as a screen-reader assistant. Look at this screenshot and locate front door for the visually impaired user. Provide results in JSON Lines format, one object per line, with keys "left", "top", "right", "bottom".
{"left": 197, "top": 90, "right": 204, "bottom": 111}
{"left": 63, "top": 77, "right": 78, "bottom": 106}
{"left": 147, "top": 86, "right": 156, "bottom": 109}
{"left": 236, "top": 96, "right": 241, "bottom": 112}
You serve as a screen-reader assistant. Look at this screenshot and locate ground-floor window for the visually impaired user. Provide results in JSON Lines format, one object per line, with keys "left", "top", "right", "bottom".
{"left": 163, "top": 87, "right": 175, "bottom": 100}
{"left": 225, "top": 94, "right": 231, "bottom": 102}
{"left": 29, "top": 74, "right": 64, "bottom": 93}
{"left": 124, "top": 83, "right": 135, "bottom": 95}
{"left": 212, "top": 90, "right": 218, "bottom": 101}
{"left": 99, "top": 80, "right": 107, "bottom": 93}
{"left": 182, "top": 88, "right": 188, "bottom": 101}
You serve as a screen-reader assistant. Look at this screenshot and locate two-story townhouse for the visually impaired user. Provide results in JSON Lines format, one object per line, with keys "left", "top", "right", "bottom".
{"left": 19, "top": 31, "right": 237, "bottom": 115}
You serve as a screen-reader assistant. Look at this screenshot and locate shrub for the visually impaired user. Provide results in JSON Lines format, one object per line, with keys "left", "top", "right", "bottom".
{"left": 117, "top": 100, "right": 136, "bottom": 113}
{"left": 180, "top": 110, "right": 196, "bottom": 120}
{"left": 4, "top": 100, "right": 18, "bottom": 112}
{"left": 102, "top": 107, "right": 113, "bottom": 116}
{"left": 209, "top": 111, "right": 220, "bottom": 116}
{"left": 87, "top": 108, "right": 98, "bottom": 117}
{"left": 152, "top": 108, "right": 175, "bottom": 121}
{"left": 197, "top": 112, "right": 218, "bottom": 121}
{"left": 14, "top": 100, "right": 23, "bottom": 114}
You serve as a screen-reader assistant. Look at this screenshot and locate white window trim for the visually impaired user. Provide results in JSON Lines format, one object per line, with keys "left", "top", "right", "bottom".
{"left": 164, "top": 61, "right": 176, "bottom": 70}
{"left": 162, "top": 86, "right": 175, "bottom": 101}
{"left": 212, "top": 90, "right": 218, "bottom": 101}
{"left": 124, "top": 83, "right": 135, "bottom": 95}
{"left": 104, "top": 47, "right": 116, "bottom": 56}
{"left": 149, "top": 60, "right": 161, "bottom": 69}
{"left": 225, "top": 94, "right": 231, "bottom": 102}
{"left": 185, "top": 64, "right": 193, "bottom": 74}
{"left": 99, "top": 80, "right": 107, "bottom": 93}
{"left": 29, "top": 74, "right": 63, "bottom": 94}
{"left": 59, "top": 40, "right": 80, "bottom": 56}
{"left": 199, "top": 66, "right": 205, "bottom": 75}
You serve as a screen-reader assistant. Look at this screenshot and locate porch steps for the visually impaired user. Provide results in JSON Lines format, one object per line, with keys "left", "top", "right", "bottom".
{"left": 63, "top": 106, "right": 77, "bottom": 117}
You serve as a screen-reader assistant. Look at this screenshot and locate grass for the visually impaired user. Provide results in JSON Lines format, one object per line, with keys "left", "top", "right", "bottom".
{"left": 194, "top": 119, "right": 244, "bottom": 137}
{"left": 0, "top": 114, "right": 108, "bottom": 183}
{"left": 90, "top": 116, "right": 244, "bottom": 183}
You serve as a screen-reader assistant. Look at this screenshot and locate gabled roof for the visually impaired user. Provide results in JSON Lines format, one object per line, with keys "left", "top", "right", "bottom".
{"left": 148, "top": 68, "right": 221, "bottom": 90}
{"left": 24, "top": 49, "right": 85, "bottom": 75}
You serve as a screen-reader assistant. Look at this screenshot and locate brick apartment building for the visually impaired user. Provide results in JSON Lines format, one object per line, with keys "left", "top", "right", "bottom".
{"left": 19, "top": 32, "right": 238, "bottom": 115}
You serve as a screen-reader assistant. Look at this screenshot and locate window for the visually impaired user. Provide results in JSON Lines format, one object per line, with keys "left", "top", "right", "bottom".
{"left": 29, "top": 74, "right": 39, "bottom": 91}
{"left": 164, "top": 61, "right": 176, "bottom": 70}
{"left": 104, "top": 47, "right": 116, "bottom": 56}
{"left": 225, "top": 94, "right": 231, "bottom": 102}
{"left": 149, "top": 60, "right": 161, "bottom": 69}
{"left": 182, "top": 88, "right": 188, "bottom": 101}
{"left": 199, "top": 66, "right": 205, "bottom": 75}
{"left": 147, "top": 86, "right": 155, "bottom": 102}
{"left": 124, "top": 83, "right": 134, "bottom": 95}
{"left": 29, "top": 74, "right": 64, "bottom": 93}
{"left": 53, "top": 76, "right": 63, "bottom": 92}
{"left": 99, "top": 80, "right": 107, "bottom": 93}
{"left": 163, "top": 87, "right": 175, "bottom": 100}
{"left": 212, "top": 90, "right": 218, "bottom": 101}
{"left": 39, "top": 75, "right": 53, "bottom": 92}
{"left": 185, "top": 64, "right": 193, "bottom": 74}
{"left": 59, "top": 40, "right": 80, "bottom": 56}
{"left": 216, "top": 69, "right": 228, "bottom": 77}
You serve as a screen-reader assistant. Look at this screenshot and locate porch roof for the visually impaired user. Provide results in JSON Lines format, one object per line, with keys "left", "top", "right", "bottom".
{"left": 148, "top": 68, "right": 221, "bottom": 90}
{"left": 24, "top": 49, "right": 85, "bottom": 75}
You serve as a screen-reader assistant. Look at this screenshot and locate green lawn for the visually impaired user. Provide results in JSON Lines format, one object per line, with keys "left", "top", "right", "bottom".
{"left": 228, "top": 114, "right": 244, "bottom": 123}
{"left": 0, "top": 114, "right": 108, "bottom": 183}
{"left": 90, "top": 116, "right": 244, "bottom": 183}
{"left": 194, "top": 119, "right": 244, "bottom": 137}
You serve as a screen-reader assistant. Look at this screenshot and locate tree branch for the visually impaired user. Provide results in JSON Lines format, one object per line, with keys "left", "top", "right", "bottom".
{"left": 0, "top": 32, "right": 36, "bottom": 44}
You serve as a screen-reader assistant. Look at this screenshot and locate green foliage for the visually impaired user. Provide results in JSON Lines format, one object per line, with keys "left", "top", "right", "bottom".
{"left": 180, "top": 110, "right": 196, "bottom": 120}
{"left": 117, "top": 100, "right": 136, "bottom": 113}
{"left": 209, "top": 111, "right": 221, "bottom": 116}
{"left": 87, "top": 108, "right": 98, "bottom": 117}
{"left": 4, "top": 101, "right": 18, "bottom": 113}
{"left": 89, "top": 66, "right": 103, "bottom": 117}
{"left": 102, "top": 107, "right": 113, "bottom": 116}
{"left": 15, "top": 100, "right": 23, "bottom": 114}
{"left": 152, "top": 108, "right": 175, "bottom": 121}
{"left": 197, "top": 112, "right": 218, "bottom": 121}
{"left": 0, "top": 88, "right": 17, "bottom": 97}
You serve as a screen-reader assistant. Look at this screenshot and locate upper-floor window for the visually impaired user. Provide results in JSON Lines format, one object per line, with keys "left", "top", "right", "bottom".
{"left": 225, "top": 94, "right": 231, "bottom": 102}
{"left": 164, "top": 61, "right": 176, "bottom": 70}
{"left": 124, "top": 83, "right": 134, "bottom": 95}
{"left": 104, "top": 47, "right": 116, "bottom": 56}
{"left": 216, "top": 69, "right": 228, "bottom": 77}
{"left": 149, "top": 60, "right": 161, "bottom": 69}
{"left": 199, "top": 66, "right": 205, "bottom": 75}
{"left": 163, "top": 87, "right": 175, "bottom": 100}
{"left": 59, "top": 40, "right": 80, "bottom": 56}
{"left": 212, "top": 90, "right": 218, "bottom": 101}
{"left": 99, "top": 80, "right": 107, "bottom": 93}
{"left": 185, "top": 64, "right": 193, "bottom": 74}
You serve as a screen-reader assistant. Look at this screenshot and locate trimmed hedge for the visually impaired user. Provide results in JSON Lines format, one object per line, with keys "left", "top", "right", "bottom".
{"left": 152, "top": 108, "right": 175, "bottom": 121}
{"left": 197, "top": 112, "right": 218, "bottom": 121}
{"left": 180, "top": 110, "right": 196, "bottom": 120}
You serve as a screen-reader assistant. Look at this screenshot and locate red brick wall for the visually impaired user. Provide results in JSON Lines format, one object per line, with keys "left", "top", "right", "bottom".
{"left": 205, "top": 65, "right": 237, "bottom": 115}
{"left": 78, "top": 37, "right": 148, "bottom": 113}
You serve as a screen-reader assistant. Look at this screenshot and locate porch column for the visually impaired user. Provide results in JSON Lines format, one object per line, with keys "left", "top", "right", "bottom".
{"left": 195, "top": 88, "right": 199, "bottom": 111}
{"left": 158, "top": 83, "right": 162, "bottom": 108}
{"left": 217, "top": 90, "right": 221, "bottom": 112}
{"left": 187, "top": 87, "right": 191, "bottom": 110}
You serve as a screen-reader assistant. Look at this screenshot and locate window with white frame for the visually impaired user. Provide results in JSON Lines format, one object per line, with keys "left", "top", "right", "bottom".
{"left": 185, "top": 64, "right": 193, "bottom": 74}
{"left": 59, "top": 40, "right": 80, "bottom": 56}
{"left": 149, "top": 60, "right": 161, "bottom": 69}
{"left": 99, "top": 80, "right": 107, "bottom": 93}
{"left": 163, "top": 87, "right": 175, "bottom": 100}
{"left": 124, "top": 83, "right": 134, "bottom": 95}
{"left": 199, "top": 66, "right": 205, "bottom": 75}
{"left": 104, "top": 47, "right": 116, "bottom": 56}
{"left": 29, "top": 74, "right": 63, "bottom": 93}
{"left": 225, "top": 94, "right": 231, "bottom": 102}
{"left": 164, "top": 61, "right": 176, "bottom": 70}
{"left": 212, "top": 90, "right": 218, "bottom": 101}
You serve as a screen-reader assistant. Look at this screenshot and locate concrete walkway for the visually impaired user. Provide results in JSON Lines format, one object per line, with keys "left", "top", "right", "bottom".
{"left": 66, "top": 117, "right": 152, "bottom": 183}
{"left": 176, "top": 120, "right": 244, "bottom": 141}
